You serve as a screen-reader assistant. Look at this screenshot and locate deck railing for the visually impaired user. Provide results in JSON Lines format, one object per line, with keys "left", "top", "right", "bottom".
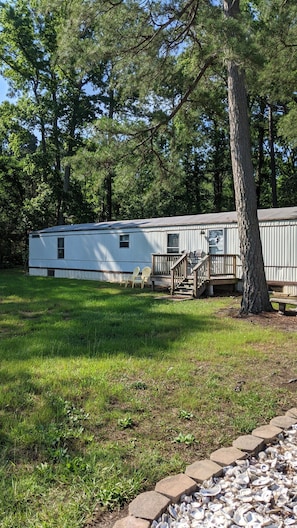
{"left": 170, "top": 253, "right": 188, "bottom": 294}
{"left": 152, "top": 253, "right": 182, "bottom": 276}
{"left": 153, "top": 253, "right": 238, "bottom": 296}
{"left": 209, "top": 254, "right": 237, "bottom": 276}
{"left": 192, "top": 255, "right": 210, "bottom": 297}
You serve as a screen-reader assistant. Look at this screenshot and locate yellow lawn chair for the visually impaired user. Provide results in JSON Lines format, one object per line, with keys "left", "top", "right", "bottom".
{"left": 133, "top": 266, "right": 152, "bottom": 288}
{"left": 124, "top": 266, "right": 140, "bottom": 287}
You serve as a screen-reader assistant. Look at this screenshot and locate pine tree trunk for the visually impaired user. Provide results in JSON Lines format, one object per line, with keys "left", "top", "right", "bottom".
{"left": 268, "top": 104, "right": 278, "bottom": 207}
{"left": 224, "top": 0, "right": 272, "bottom": 314}
{"left": 213, "top": 124, "right": 224, "bottom": 212}
{"left": 256, "top": 99, "right": 266, "bottom": 207}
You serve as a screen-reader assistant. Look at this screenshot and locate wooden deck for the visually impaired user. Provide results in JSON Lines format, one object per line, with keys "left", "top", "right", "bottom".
{"left": 151, "top": 253, "right": 239, "bottom": 297}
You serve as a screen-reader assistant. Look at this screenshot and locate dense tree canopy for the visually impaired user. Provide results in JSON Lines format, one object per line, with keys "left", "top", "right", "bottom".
{"left": 0, "top": 0, "right": 297, "bottom": 310}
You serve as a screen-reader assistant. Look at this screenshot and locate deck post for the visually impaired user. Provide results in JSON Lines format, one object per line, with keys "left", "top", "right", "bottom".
{"left": 193, "top": 271, "right": 197, "bottom": 298}
{"left": 170, "top": 269, "right": 174, "bottom": 295}
{"left": 208, "top": 284, "right": 214, "bottom": 296}
{"left": 152, "top": 254, "right": 156, "bottom": 275}
{"left": 233, "top": 255, "right": 237, "bottom": 277}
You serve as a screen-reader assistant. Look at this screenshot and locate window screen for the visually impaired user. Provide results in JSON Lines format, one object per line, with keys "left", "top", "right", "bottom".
{"left": 57, "top": 237, "right": 65, "bottom": 259}
{"left": 119, "top": 234, "right": 129, "bottom": 248}
{"left": 167, "top": 233, "right": 179, "bottom": 253}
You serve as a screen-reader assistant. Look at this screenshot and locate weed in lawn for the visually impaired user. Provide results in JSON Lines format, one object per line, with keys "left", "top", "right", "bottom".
{"left": 178, "top": 409, "right": 194, "bottom": 420}
{"left": 172, "top": 433, "right": 197, "bottom": 445}
{"left": 97, "top": 472, "right": 143, "bottom": 510}
{"left": 0, "top": 270, "right": 297, "bottom": 527}
{"left": 117, "top": 416, "right": 135, "bottom": 429}
{"left": 131, "top": 381, "right": 148, "bottom": 390}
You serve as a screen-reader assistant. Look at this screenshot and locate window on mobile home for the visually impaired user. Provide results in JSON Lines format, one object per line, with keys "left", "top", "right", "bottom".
{"left": 119, "top": 234, "right": 129, "bottom": 248}
{"left": 167, "top": 233, "right": 179, "bottom": 253}
{"left": 57, "top": 237, "right": 65, "bottom": 259}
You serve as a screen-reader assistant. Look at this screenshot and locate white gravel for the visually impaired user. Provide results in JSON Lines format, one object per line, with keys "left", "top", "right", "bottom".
{"left": 151, "top": 426, "right": 297, "bottom": 527}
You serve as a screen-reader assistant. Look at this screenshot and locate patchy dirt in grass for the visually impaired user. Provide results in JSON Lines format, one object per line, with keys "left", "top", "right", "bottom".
{"left": 84, "top": 306, "right": 297, "bottom": 528}
{"left": 84, "top": 505, "right": 129, "bottom": 528}
{"left": 219, "top": 306, "right": 297, "bottom": 332}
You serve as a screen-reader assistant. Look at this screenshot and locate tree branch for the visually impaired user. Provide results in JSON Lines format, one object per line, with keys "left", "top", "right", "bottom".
{"left": 163, "top": 54, "right": 216, "bottom": 124}
{"left": 128, "top": 0, "right": 200, "bottom": 54}
{"left": 124, "top": 53, "right": 217, "bottom": 153}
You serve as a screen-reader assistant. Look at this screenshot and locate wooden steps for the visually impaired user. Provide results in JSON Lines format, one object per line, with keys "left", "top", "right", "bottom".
{"left": 173, "top": 276, "right": 209, "bottom": 298}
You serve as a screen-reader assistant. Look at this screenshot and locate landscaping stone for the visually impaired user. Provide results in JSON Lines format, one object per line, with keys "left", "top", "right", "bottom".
{"left": 286, "top": 408, "right": 297, "bottom": 419}
{"left": 209, "top": 446, "right": 247, "bottom": 466}
{"left": 155, "top": 473, "right": 197, "bottom": 502}
{"left": 128, "top": 491, "right": 170, "bottom": 521}
{"left": 232, "top": 434, "right": 264, "bottom": 454}
{"left": 185, "top": 459, "right": 223, "bottom": 483}
{"left": 150, "top": 427, "right": 297, "bottom": 528}
{"left": 252, "top": 424, "right": 282, "bottom": 442}
{"left": 111, "top": 409, "right": 297, "bottom": 528}
{"left": 270, "top": 415, "right": 297, "bottom": 429}
{"left": 113, "top": 516, "right": 150, "bottom": 528}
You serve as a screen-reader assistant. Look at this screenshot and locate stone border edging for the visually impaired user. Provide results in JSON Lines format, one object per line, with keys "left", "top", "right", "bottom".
{"left": 113, "top": 408, "right": 297, "bottom": 528}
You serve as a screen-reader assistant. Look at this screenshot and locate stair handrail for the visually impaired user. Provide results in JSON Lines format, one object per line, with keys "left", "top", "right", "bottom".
{"left": 192, "top": 255, "right": 210, "bottom": 298}
{"left": 170, "top": 253, "right": 188, "bottom": 294}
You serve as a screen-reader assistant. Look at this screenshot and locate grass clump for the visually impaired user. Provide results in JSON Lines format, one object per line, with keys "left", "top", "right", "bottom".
{"left": 172, "top": 433, "right": 197, "bottom": 445}
{"left": 178, "top": 409, "right": 194, "bottom": 420}
{"left": 0, "top": 269, "right": 296, "bottom": 527}
{"left": 117, "top": 416, "right": 135, "bottom": 429}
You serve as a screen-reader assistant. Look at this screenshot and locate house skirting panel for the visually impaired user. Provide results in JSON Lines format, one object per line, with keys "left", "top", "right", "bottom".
{"left": 29, "top": 267, "right": 125, "bottom": 283}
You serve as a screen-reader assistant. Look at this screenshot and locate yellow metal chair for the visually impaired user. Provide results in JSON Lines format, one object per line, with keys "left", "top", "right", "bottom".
{"left": 124, "top": 266, "right": 140, "bottom": 287}
{"left": 133, "top": 266, "right": 152, "bottom": 288}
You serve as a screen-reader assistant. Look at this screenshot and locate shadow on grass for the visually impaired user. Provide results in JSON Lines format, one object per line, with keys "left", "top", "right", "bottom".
{"left": 0, "top": 271, "right": 229, "bottom": 464}
{"left": 0, "top": 270, "right": 225, "bottom": 361}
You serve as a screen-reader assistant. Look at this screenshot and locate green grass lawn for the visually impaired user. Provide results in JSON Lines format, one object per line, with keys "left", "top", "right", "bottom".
{"left": 0, "top": 269, "right": 296, "bottom": 527}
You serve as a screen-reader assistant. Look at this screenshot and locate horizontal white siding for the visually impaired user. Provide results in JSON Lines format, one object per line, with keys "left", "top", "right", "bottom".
{"left": 30, "top": 230, "right": 156, "bottom": 272}
{"left": 29, "top": 218, "right": 297, "bottom": 286}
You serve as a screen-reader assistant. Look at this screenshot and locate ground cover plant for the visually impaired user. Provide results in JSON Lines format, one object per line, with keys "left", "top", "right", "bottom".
{"left": 0, "top": 270, "right": 296, "bottom": 528}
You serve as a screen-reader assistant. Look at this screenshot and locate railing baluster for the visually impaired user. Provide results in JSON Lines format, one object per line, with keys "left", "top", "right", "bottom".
{"left": 152, "top": 254, "right": 238, "bottom": 295}
{"left": 170, "top": 253, "right": 188, "bottom": 294}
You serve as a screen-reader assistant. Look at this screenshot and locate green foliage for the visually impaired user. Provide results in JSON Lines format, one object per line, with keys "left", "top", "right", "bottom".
{"left": 178, "top": 409, "right": 194, "bottom": 420}
{"left": 97, "top": 474, "right": 143, "bottom": 510}
{"left": 0, "top": 156, "right": 27, "bottom": 267}
{"left": 278, "top": 103, "right": 297, "bottom": 148}
{"left": 131, "top": 381, "right": 148, "bottom": 390}
{"left": 172, "top": 433, "right": 197, "bottom": 445}
{"left": 0, "top": 270, "right": 296, "bottom": 526}
{"left": 23, "top": 182, "right": 56, "bottom": 230}
{"left": 1, "top": 0, "right": 297, "bottom": 261}
{"left": 117, "top": 416, "right": 134, "bottom": 429}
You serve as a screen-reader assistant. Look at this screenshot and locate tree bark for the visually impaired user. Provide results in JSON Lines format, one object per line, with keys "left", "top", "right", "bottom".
{"left": 268, "top": 103, "right": 278, "bottom": 207}
{"left": 224, "top": 0, "right": 272, "bottom": 314}
{"left": 256, "top": 99, "right": 266, "bottom": 207}
{"left": 213, "top": 123, "right": 224, "bottom": 212}
{"left": 106, "top": 88, "right": 115, "bottom": 221}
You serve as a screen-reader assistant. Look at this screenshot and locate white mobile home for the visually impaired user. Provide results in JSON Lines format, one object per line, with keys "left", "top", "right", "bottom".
{"left": 29, "top": 206, "right": 297, "bottom": 295}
